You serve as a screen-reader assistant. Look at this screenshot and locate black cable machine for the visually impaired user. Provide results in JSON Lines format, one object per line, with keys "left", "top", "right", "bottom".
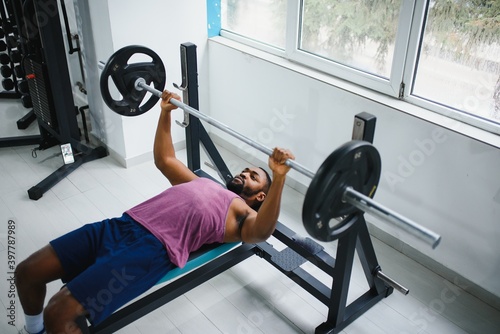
{"left": 87, "top": 43, "right": 406, "bottom": 334}
{"left": 9, "top": 0, "right": 107, "bottom": 200}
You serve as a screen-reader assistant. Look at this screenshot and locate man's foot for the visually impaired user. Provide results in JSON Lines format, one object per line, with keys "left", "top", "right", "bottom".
{"left": 18, "top": 326, "right": 46, "bottom": 334}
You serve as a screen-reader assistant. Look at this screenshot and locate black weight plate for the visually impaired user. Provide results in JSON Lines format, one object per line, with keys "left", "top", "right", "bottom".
{"left": 0, "top": 53, "right": 10, "bottom": 65}
{"left": 100, "top": 45, "right": 166, "bottom": 117}
{"left": 2, "top": 78, "right": 14, "bottom": 90}
{"left": 18, "top": 79, "right": 29, "bottom": 94}
{"left": 10, "top": 50, "right": 21, "bottom": 63}
{"left": 21, "top": 94, "right": 32, "bottom": 108}
{"left": 14, "top": 64, "right": 24, "bottom": 78}
{"left": 302, "top": 140, "right": 381, "bottom": 242}
{"left": 1, "top": 65, "right": 12, "bottom": 78}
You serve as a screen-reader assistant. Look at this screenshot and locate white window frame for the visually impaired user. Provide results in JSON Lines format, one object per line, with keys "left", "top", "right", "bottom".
{"left": 285, "top": 0, "right": 415, "bottom": 97}
{"left": 402, "top": 0, "right": 500, "bottom": 135}
{"left": 219, "top": 0, "right": 500, "bottom": 137}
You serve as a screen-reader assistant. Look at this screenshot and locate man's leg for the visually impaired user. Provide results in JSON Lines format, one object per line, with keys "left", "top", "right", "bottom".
{"left": 15, "top": 244, "right": 66, "bottom": 332}
{"left": 43, "top": 287, "right": 86, "bottom": 334}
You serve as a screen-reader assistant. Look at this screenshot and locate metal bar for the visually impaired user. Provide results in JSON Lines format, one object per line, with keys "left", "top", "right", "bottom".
{"left": 376, "top": 270, "right": 409, "bottom": 295}
{"left": 355, "top": 215, "right": 390, "bottom": 296}
{"left": 343, "top": 187, "right": 441, "bottom": 249}
{"left": 135, "top": 80, "right": 315, "bottom": 179}
{"left": 134, "top": 79, "right": 442, "bottom": 249}
{"left": 255, "top": 241, "right": 332, "bottom": 306}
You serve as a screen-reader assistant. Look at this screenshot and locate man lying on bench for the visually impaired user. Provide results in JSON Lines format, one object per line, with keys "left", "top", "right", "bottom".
{"left": 15, "top": 91, "right": 295, "bottom": 334}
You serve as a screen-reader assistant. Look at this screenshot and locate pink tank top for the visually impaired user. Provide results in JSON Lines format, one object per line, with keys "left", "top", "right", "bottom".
{"left": 126, "top": 178, "right": 241, "bottom": 268}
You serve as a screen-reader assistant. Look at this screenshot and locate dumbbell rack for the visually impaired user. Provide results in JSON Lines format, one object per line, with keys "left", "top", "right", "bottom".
{"left": 0, "top": 0, "right": 35, "bottom": 129}
{"left": 0, "top": 0, "right": 20, "bottom": 98}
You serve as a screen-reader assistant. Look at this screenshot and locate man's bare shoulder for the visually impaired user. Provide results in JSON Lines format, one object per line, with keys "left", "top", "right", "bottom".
{"left": 224, "top": 198, "right": 256, "bottom": 242}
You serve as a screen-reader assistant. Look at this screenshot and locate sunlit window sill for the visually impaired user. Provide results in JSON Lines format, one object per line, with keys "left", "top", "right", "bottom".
{"left": 209, "top": 36, "right": 500, "bottom": 149}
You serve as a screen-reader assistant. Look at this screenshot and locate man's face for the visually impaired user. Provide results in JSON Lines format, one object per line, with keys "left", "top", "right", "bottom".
{"left": 226, "top": 167, "right": 267, "bottom": 199}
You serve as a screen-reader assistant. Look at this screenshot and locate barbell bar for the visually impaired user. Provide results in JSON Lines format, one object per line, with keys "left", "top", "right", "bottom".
{"left": 134, "top": 77, "right": 441, "bottom": 249}
{"left": 135, "top": 78, "right": 314, "bottom": 178}
{"left": 343, "top": 187, "right": 441, "bottom": 248}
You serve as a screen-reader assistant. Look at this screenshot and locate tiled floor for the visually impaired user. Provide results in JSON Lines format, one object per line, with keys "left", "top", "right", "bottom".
{"left": 1, "top": 99, "right": 500, "bottom": 333}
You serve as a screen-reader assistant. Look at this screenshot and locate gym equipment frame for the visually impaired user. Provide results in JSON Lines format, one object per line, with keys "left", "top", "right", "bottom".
{"left": 88, "top": 43, "right": 422, "bottom": 334}
{"left": 23, "top": 0, "right": 107, "bottom": 200}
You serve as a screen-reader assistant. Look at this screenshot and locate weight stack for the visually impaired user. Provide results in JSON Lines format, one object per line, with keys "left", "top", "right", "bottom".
{"left": 23, "top": 55, "right": 58, "bottom": 130}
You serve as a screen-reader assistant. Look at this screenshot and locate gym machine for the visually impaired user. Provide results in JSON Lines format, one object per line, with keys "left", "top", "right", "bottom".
{"left": 12, "top": 0, "right": 107, "bottom": 199}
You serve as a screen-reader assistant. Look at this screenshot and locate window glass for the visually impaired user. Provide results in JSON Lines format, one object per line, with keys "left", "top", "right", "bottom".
{"left": 412, "top": 1, "right": 500, "bottom": 124}
{"left": 221, "top": 0, "right": 287, "bottom": 49}
{"left": 218, "top": 0, "right": 500, "bottom": 133}
{"left": 299, "top": 0, "right": 403, "bottom": 78}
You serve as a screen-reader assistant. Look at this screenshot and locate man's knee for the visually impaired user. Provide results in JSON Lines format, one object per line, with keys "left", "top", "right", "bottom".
{"left": 44, "top": 288, "right": 86, "bottom": 333}
{"left": 15, "top": 245, "right": 65, "bottom": 288}
{"left": 15, "top": 258, "right": 33, "bottom": 287}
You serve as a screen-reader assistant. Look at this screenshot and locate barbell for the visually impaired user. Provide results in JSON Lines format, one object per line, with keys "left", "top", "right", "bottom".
{"left": 100, "top": 45, "right": 441, "bottom": 249}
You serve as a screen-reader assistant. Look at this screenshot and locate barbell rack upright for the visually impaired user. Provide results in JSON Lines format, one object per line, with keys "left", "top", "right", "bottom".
{"left": 134, "top": 78, "right": 441, "bottom": 249}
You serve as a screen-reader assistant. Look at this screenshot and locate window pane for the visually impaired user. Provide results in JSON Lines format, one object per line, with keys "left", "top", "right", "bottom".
{"left": 221, "top": 0, "right": 287, "bottom": 49}
{"left": 300, "top": 0, "right": 403, "bottom": 78}
{"left": 412, "top": 1, "right": 500, "bottom": 124}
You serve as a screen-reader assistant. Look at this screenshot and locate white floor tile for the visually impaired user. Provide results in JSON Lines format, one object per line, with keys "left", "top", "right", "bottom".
{"left": 130, "top": 307, "right": 180, "bottom": 334}
{"left": 224, "top": 284, "right": 301, "bottom": 333}
{"left": 61, "top": 192, "right": 107, "bottom": 224}
{"left": 83, "top": 186, "right": 129, "bottom": 218}
{"left": 160, "top": 296, "right": 222, "bottom": 333}
{"left": 185, "top": 282, "right": 225, "bottom": 312}
{"left": 202, "top": 297, "right": 265, "bottom": 334}
{"left": 0, "top": 100, "right": 39, "bottom": 138}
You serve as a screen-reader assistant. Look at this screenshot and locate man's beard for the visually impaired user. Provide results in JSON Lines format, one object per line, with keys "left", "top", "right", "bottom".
{"left": 226, "top": 176, "right": 260, "bottom": 198}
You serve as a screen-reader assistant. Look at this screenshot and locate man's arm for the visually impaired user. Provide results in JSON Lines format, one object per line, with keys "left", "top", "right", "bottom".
{"left": 154, "top": 91, "right": 198, "bottom": 185}
{"left": 239, "top": 148, "right": 294, "bottom": 243}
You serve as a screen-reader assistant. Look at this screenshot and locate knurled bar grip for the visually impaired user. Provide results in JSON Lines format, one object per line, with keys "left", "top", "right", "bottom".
{"left": 134, "top": 78, "right": 441, "bottom": 249}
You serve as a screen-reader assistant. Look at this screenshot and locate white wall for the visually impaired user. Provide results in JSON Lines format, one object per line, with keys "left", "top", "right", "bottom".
{"left": 70, "top": 0, "right": 500, "bottom": 306}
{"left": 207, "top": 42, "right": 500, "bottom": 303}
{"left": 74, "top": 0, "right": 210, "bottom": 166}
{"left": 73, "top": 0, "right": 125, "bottom": 160}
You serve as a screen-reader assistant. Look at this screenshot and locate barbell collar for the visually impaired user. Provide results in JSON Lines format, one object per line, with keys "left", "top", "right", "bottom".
{"left": 342, "top": 187, "right": 442, "bottom": 249}
{"left": 135, "top": 78, "right": 162, "bottom": 97}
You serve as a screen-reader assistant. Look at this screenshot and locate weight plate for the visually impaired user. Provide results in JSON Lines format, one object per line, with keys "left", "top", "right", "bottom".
{"left": 1, "top": 65, "right": 12, "bottom": 78}
{"left": 100, "top": 45, "right": 166, "bottom": 117}
{"left": 302, "top": 140, "right": 381, "bottom": 242}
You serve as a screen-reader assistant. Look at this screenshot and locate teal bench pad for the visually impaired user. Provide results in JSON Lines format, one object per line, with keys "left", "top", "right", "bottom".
{"left": 156, "top": 242, "right": 242, "bottom": 285}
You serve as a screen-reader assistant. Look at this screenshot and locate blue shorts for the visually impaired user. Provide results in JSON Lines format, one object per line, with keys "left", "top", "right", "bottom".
{"left": 50, "top": 213, "right": 175, "bottom": 325}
